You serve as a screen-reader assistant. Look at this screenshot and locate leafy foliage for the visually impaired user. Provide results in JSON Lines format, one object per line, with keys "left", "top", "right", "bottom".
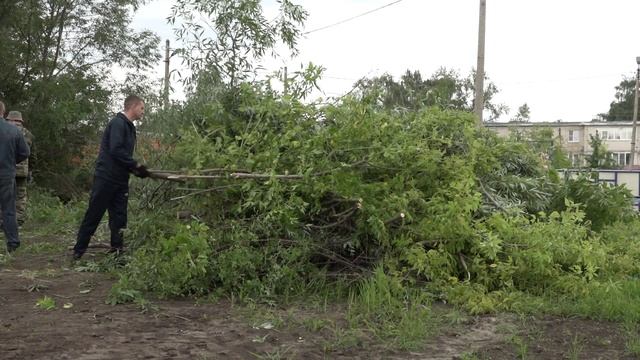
{"left": 509, "top": 103, "right": 531, "bottom": 122}
{"left": 25, "top": 187, "right": 87, "bottom": 234}
{"left": 354, "top": 68, "right": 508, "bottom": 121}
{"left": 476, "top": 131, "right": 558, "bottom": 214}
{"left": 601, "top": 77, "right": 636, "bottom": 121}
{"left": 0, "top": 0, "right": 160, "bottom": 194}
{"left": 586, "top": 134, "right": 617, "bottom": 169}
{"left": 550, "top": 176, "right": 635, "bottom": 231}
{"left": 104, "top": 64, "right": 640, "bottom": 320}
{"left": 170, "top": 0, "right": 307, "bottom": 87}
{"left": 111, "top": 71, "right": 636, "bottom": 309}
{"left": 113, "top": 222, "right": 212, "bottom": 298}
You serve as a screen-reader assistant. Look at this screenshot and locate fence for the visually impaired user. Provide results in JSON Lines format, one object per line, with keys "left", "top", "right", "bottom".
{"left": 559, "top": 169, "right": 640, "bottom": 209}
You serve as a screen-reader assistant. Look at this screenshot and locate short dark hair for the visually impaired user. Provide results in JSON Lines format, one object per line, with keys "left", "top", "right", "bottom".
{"left": 124, "top": 95, "right": 143, "bottom": 110}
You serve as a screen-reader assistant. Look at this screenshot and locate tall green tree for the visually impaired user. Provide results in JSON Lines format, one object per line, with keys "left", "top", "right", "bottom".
{"left": 601, "top": 77, "right": 635, "bottom": 121}
{"left": 510, "top": 103, "right": 531, "bottom": 123}
{"left": 170, "top": 0, "right": 307, "bottom": 89}
{"left": 0, "top": 0, "right": 160, "bottom": 187}
{"left": 353, "top": 68, "right": 507, "bottom": 121}
{"left": 587, "top": 134, "right": 617, "bottom": 169}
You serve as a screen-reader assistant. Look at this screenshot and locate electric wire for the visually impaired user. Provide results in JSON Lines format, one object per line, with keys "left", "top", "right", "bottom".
{"left": 304, "top": 0, "right": 404, "bottom": 35}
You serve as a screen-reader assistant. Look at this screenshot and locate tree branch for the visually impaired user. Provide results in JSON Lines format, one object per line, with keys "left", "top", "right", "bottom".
{"left": 48, "top": 2, "right": 70, "bottom": 79}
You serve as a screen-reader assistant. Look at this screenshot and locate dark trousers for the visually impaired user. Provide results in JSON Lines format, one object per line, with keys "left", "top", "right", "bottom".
{"left": 0, "top": 178, "right": 19, "bottom": 249}
{"left": 74, "top": 176, "right": 129, "bottom": 254}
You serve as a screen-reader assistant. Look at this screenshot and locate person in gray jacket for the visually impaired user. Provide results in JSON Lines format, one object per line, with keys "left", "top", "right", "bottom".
{"left": 0, "top": 101, "right": 30, "bottom": 253}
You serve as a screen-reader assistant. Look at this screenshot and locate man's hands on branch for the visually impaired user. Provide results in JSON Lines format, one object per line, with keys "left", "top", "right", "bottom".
{"left": 132, "top": 163, "right": 151, "bottom": 178}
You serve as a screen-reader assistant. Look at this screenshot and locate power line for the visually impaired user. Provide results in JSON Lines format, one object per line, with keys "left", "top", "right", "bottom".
{"left": 304, "top": 0, "right": 404, "bottom": 35}
{"left": 503, "top": 72, "right": 634, "bottom": 87}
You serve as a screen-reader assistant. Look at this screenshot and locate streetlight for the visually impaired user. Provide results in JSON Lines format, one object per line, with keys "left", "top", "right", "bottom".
{"left": 630, "top": 57, "right": 640, "bottom": 167}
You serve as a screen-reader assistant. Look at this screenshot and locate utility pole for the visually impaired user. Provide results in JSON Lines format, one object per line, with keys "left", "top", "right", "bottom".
{"left": 473, "top": 0, "right": 486, "bottom": 126}
{"left": 630, "top": 57, "right": 640, "bottom": 167}
{"left": 163, "top": 40, "right": 170, "bottom": 110}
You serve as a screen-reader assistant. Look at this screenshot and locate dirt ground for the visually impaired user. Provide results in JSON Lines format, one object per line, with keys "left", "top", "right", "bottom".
{"left": 0, "top": 234, "right": 636, "bottom": 360}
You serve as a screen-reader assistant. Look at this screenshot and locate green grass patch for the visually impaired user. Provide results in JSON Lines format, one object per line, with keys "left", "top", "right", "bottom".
{"left": 25, "top": 187, "right": 86, "bottom": 235}
{"left": 20, "top": 240, "right": 67, "bottom": 255}
{"left": 623, "top": 321, "right": 640, "bottom": 356}
{"left": 35, "top": 296, "right": 56, "bottom": 310}
{"left": 552, "top": 280, "right": 640, "bottom": 322}
{"left": 346, "top": 267, "right": 438, "bottom": 350}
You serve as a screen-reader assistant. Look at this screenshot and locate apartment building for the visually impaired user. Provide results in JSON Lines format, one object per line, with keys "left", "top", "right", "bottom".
{"left": 484, "top": 121, "right": 635, "bottom": 167}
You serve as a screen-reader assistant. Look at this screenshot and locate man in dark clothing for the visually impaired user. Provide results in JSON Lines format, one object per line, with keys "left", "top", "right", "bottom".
{"left": 72, "top": 95, "right": 151, "bottom": 259}
{"left": 0, "top": 101, "right": 30, "bottom": 253}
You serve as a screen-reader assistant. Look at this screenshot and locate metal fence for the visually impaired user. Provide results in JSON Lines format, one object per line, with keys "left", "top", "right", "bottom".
{"left": 559, "top": 169, "right": 640, "bottom": 209}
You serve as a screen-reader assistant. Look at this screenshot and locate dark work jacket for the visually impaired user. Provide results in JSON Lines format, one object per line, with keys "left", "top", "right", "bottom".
{"left": 0, "top": 118, "right": 30, "bottom": 180}
{"left": 94, "top": 113, "right": 138, "bottom": 185}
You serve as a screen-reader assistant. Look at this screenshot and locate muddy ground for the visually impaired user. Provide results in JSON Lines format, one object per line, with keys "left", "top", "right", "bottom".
{"left": 0, "top": 234, "right": 636, "bottom": 360}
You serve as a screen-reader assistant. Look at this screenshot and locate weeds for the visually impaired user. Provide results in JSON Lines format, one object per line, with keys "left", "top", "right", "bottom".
{"left": 20, "top": 241, "right": 67, "bottom": 255}
{"left": 346, "top": 267, "right": 436, "bottom": 350}
{"left": 0, "top": 253, "right": 9, "bottom": 266}
{"left": 460, "top": 353, "right": 481, "bottom": 360}
{"left": 250, "top": 345, "right": 294, "bottom": 360}
{"left": 107, "top": 276, "right": 144, "bottom": 305}
{"left": 552, "top": 280, "right": 640, "bottom": 322}
{"left": 25, "top": 282, "right": 50, "bottom": 292}
{"left": 74, "top": 253, "right": 125, "bottom": 274}
{"left": 35, "top": 296, "right": 56, "bottom": 310}
{"left": 324, "top": 325, "right": 363, "bottom": 352}
{"left": 302, "top": 318, "right": 328, "bottom": 332}
{"left": 623, "top": 321, "right": 640, "bottom": 356}
{"left": 25, "top": 188, "right": 85, "bottom": 235}
{"left": 567, "top": 333, "right": 584, "bottom": 360}
{"left": 509, "top": 334, "right": 528, "bottom": 360}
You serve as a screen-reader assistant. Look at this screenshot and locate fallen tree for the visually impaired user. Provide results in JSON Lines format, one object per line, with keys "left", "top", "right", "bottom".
{"left": 112, "top": 82, "right": 638, "bottom": 310}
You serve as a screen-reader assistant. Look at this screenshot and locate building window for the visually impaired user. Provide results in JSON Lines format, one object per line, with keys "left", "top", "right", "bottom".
{"left": 569, "top": 153, "right": 582, "bottom": 167}
{"left": 568, "top": 129, "right": 580, "bottom": 142}
{"left": 611, "top": 152, "right": 631, "bottom": 166}
{"left": 598, "top": 128, "right": 631, "bottom": 141}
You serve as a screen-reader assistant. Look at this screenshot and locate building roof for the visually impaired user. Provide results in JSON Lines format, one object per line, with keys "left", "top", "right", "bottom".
{"left": 483, "top": 121, "right": 635, "bottom": 128}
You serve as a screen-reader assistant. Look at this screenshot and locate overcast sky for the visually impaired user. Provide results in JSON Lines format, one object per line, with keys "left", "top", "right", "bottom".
{"left": 132, "top": 0, "right": 640, "bottom": 122}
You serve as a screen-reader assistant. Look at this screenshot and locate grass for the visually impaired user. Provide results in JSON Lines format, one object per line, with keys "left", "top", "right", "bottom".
{"left": 0, "top": 252, "right": 9, "bottom": 265}
{"left": 324, "top": 325, "right": 363, "bottom": 352}
{"left": 302, "top": 317, "right": 329, "bottom": 332}
{"left": 567, "top": 333, "right": 584, "bottom": 360}
{"left": 509, "top": 334, "right": 528, "bottom": 360}
{"left": 249, "top": 345, "right": 294, "bottom": 360}
{"left": 20, "top": 240, "right": 67, "bottom": 254}
{"left": 623, "top": 321, "right": 640, "bottom": 356}
{"left": 346, "top": 267, "right": 438, "bottom": 350}
{"left": 35, "top": 295, "right": 56, "bottom": 310}
{"left": 550, "top": 280, "right": 640, "bottom": 322}
{"left": 232, "top": 267, "right": 443, "bottom": 352}
{"left": 24, "top": 187, "right": 86, "bottom": 235}
{"left": 460, "top": 353, "right": 481, "bottom": 360}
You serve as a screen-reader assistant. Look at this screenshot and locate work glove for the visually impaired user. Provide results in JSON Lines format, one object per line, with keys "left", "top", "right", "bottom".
{"left": 132, "top": 164, "right": 151, "bottom": 178}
